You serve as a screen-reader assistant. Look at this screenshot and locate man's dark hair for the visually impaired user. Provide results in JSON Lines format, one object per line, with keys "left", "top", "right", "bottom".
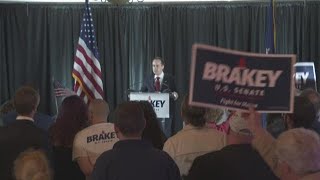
{"left": 153, "top": 57, "right": 165, "bottom": 66}
{"left": 114, "top": 101, "right": 146, "bottom": 137}
{"left": 13, "top": 86, "right": 40, "bottom": 116}
{"left": 289, "top": 96, "right": 316, "bottom": 129}
{"left": 181, "top": 94, "right": 206, "bottom": 127}
{"left": 300, "top": 88, "right": 320, "bottom": 114}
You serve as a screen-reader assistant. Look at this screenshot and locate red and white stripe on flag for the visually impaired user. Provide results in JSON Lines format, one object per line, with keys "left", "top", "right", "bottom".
{"left": 72, "top": 0, "right": 103, "bottom": 103}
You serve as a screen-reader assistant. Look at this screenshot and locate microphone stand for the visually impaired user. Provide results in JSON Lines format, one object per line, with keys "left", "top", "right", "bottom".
{"left": 161, "top": 82, "right": 179, "bottom": 101}
{"left": 126, "top": 81, "right": 144, "bottom": 100}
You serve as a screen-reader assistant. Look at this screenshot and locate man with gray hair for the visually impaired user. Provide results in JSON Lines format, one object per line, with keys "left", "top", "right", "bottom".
{"left": 186, "top": 112, "right": 277, "bottom": 180}
{"left": 247, "top": 107, "right": 320, "bottom": 180}
{"left": 274, "top": 128, "right": 320, "bottom": 180}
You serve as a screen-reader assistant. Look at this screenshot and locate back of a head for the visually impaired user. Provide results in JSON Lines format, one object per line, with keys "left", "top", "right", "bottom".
{"left": 227, "top": 112, "right": 252, "bottom": 145}
{"left": 300, "top": 88, "right": 320, "bottom": 114}
{"left": 138, "top": 101, "right": 166, "bottom": 149}
{"left": 291, "top": 96, "right": 316, "bottom": 129}
{"left": 14, "top": 148, "right": 51, "bottom": 180}
{"left": 51, "top": 95, "right": 88, "bottom": 146}
{"left": 275, "top": 128, "right": 320, "bottom": 176}
{"left": 114, "top": 101, "right": 145, "bottom": 137}
{"left": 228, "top": 112, "right": 252, "bottom": 136}
{"left": 89, "top": 99, "right": 110, "bottom": 124}
{"left": 204, "top": 108, "right": 224, "bottom": 123}
{"left": 14, "top": 86, "right": 40, "bottom": 116}
{"left": 181, "top": 94, "right": 206, "bottom": 127}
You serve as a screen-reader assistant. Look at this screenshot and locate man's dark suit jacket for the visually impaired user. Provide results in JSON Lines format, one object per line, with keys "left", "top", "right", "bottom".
{"left": 140, "top": 73, "right": 176, "bottom": 93}
{"left": 0, "top": 120, "right": 49, "bottom": 180}
{"left": 140, "top": 73, "right": 177, "bottom": 136}
{"left": 3, "top": 112, "right": 54, "bottom": 132}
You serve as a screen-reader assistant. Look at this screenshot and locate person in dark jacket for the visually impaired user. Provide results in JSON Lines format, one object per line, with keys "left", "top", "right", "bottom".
{"left": 92, "top": 101, "right": 181, "bottom": 180}
{"left": 186, "top": 112, "right": 278, "bottom": 180}
{"left": 0, "top": 86, "right": 49, "bottom": 180}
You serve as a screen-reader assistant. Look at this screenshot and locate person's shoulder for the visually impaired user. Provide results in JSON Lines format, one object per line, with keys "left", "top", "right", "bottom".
{"left": 198, "top": 150, "right": 219, "bottom": 160}
{"left": 2, "top": 111, "right": 17, "bottom": 125}
{"left": 30, "top": 123, "right": 47, "bottom": 136}
{"left": 163, "top": 133, "right": 179, "bottom": 147}
{"left": 96, "top": 148, "right": 116, "bottom": 164}
{"left": 164, "top": 73, "right": 175, "bottom": 78}
{"left": 151, "top": 147, "right": 177, "bottom": 163}
{"left": 206, "top": 127, "right": 226, "bottom": 136}
{"left": 89, "top": 122, "right": 115, "bottom": 132}
{"left": 193, "top": 150, "right": 221, "bottom": 167}
{"left": 74, "top": 128, "right": 87, "bottom": 141}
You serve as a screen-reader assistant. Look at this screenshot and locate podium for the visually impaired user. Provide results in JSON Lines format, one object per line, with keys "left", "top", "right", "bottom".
{"left": 129, "top": 92, "right": 170, "bottom": 118}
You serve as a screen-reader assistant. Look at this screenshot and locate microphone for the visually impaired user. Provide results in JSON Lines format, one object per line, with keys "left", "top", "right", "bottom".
{"left": 125, "top": 81, "right": 144, "bottom": 100}
{"left": 161, "top": 82, "right": 172, "bottom": 93}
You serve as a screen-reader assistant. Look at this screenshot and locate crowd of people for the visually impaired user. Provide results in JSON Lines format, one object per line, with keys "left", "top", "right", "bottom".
{"left": 1, "top": 84, "right": 320, "bottom": 180}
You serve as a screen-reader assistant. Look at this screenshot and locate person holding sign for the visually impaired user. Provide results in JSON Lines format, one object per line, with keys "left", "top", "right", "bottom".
{"left": 246, "top": 96, "right": 318, "bottom": 177}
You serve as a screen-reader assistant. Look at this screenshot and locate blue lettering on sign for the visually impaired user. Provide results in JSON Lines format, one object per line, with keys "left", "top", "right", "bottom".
{"left": 87, "top": 131, "right": 116, "bottom": 143}
{"left": 150, "top": 100, "right": 165, "bottom": 108}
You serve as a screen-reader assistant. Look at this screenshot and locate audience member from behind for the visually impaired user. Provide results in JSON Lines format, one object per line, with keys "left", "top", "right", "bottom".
{"left": 282, "top": 96, "right": 316, "bottom": 130}
{"left": 187, "top": 112, "right": 278, "bottom": 180}
{"left": 266, "top": 113, "right": 286, "bottom": 138}
{"left": 0, "top": 99, "right": 15, "bottom": 126}
{"left": 300, "top": 88, "right": 320, "bottom": 134}
{"left": 73, "top": 99, "right": 119, "bottom": 180}
{"left": 49, "top": 95, "right": 87, "bottom": 180}
{"left": 137, "top": 101, "right": 167, "bottom": 149}
{"left": 92, "top": 101, "right": 181, "bottom": 180}
{"left": 2, "top": 84, "right": 54, "bottom": 131}
{"left": 205, "top": 108, "right": 230, "bottom": 133}
{"left": 274, "top": 128, "right": 320, "bottom": 180}
{"left": 163, "top": 94, "right": 225, "bottom": 176}
{"left": 247, "top": 97, "right": 317, "bottom": 179}
{"left": 14, "top": 148, "right": 52, "bottom": 180}
{"left": 0, "top": 86, "right": 49, "bottom": 180}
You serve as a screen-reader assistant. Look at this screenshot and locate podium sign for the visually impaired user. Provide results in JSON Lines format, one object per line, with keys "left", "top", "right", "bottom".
{"left": 129, "top": 92, "right": 170, "bottom": 118}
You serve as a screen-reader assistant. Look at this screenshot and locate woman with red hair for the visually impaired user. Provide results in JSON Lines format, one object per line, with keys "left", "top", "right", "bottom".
{"left": 49, "top": 95, "right": 88, "bottom": 180}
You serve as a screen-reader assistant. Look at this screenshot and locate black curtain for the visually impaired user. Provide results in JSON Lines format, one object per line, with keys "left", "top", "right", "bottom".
{"left": 1, "top": 1, "right": 320, "bottom": 133}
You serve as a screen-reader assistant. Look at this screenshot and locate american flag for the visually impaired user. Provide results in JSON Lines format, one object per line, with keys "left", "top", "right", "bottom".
{"left": 72, "top": 0, "right": 104, "bottom": 103}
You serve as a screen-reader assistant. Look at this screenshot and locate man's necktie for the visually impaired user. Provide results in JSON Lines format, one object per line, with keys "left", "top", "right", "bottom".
{"left": 155, "top": 77, "right": 161, "bottom": 92}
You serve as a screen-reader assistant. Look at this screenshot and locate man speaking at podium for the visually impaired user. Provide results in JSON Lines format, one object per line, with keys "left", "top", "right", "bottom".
{"left": 141, "top": 57, "right": 178, "bottom": 137}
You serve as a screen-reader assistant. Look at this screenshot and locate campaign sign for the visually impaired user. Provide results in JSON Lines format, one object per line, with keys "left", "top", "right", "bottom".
{"left": 189, "top": 44, "right": 296, "bottom": 113}
{"left": 294, "top": 62, "right": 317, "bottom": 91}
{"left": 129, "top": 92, "right": 170, "bottom": 118}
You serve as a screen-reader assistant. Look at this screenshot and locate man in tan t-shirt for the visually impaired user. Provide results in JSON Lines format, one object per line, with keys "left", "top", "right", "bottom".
{"left": 163, "top": 94, "right": 225, "bottom": 176}
{"left": 73, "top": 99, "right": 119, "bottom": 180}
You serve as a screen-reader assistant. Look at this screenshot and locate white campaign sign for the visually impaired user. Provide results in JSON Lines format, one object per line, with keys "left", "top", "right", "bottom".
{"left": 129, "top": 92, "right": 170, "bottom": 118}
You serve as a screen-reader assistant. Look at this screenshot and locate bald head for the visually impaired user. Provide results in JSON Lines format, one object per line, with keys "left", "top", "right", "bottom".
{"left": 88, "top": 99, "right": 110, "bottom": 124}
